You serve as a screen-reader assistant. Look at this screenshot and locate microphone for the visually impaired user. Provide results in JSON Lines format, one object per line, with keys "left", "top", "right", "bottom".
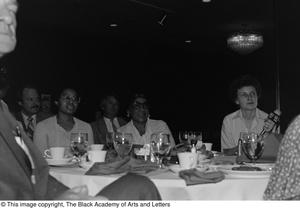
{"left": 259, "top": 109, "right": 281, "bottom": 137}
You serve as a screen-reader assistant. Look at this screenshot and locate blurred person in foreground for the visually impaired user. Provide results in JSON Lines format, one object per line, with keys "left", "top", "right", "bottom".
{"left": 0, "top": 67, "right": 9, "bottom": 99}
{"left": 221, "top": 75, "right": 279, "bottom": 156}
{"left": 91, "top": 93, "right": 127, "bottom": 147}
{"left": 0, "top": 0, "right": 161, "bottom": 200}
{"left": 118, "top": 93, "right": 175, "bottom": 146}
{"left": 264, "top": 115, "right": 300, "bottom": 200}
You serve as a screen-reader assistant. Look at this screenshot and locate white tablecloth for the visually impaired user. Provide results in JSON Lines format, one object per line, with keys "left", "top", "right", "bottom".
{"left": 50, "top": 163, "right": 270, "bottom": 200}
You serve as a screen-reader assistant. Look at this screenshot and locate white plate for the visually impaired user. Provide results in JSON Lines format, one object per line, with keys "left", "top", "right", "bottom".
{"left": 168, "top": 164, "right": 209, "bottom": 174}
{"left": 217, "top": 164, "right": 272, "bottom": 178}
{"left": 46, "top": 158, "right": 74, "bottom": 166}
{"left": 243, "top": 163, "right": 274, "bottom": 171}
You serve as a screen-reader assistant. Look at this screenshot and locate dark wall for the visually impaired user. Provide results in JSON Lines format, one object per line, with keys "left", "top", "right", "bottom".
{"left": 277, "top": 0, "right": 300, "bottom": 132}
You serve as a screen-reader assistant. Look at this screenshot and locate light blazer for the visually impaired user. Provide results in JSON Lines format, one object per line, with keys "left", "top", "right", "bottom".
{"left": 90, "top": 116, "right": 127, "bottom": 145}
{"left": 0, "top": 101, "right": 67, "bottom": 200}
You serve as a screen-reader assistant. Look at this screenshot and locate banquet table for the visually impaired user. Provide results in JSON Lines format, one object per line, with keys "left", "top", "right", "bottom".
{"left": 49, "top": 156, "right": 271, "bottom": 200}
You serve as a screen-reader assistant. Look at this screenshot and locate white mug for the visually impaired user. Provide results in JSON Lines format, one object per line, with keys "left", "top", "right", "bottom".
{"left": 203, "top": 143, "right": 213, "bottom": 151}
{"left": 90, "top": 144, "right": 104, "bottom": 151}
{"left": 177, "top": 152, "right": 198, "bottom": 169}
{"left": 88, "top": 150, "right": 107, "bottom": 163}
{"left": 44, "top": 147, "right": 65, "bottom": 159}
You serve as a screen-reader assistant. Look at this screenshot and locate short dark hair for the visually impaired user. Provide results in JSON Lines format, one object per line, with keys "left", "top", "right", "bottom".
{"left": 229, "top": 74, "right": 262, "bottom": 103}
{"left": 99, "top": 92, "right": 120, "bottom": 110}
{"left": 17, "top": 84, "right": 39, "bottom": 102}
{"left": 55, "top": 87, "right": 80, "bottom": 101}
{"left": 128, "top": 93, "right": 149, "bottom": 110}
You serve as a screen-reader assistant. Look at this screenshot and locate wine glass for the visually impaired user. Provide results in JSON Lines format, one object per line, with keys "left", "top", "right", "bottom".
{"left": 113, "top": 132, "right": 133, "bottom": 158}
{"left": 241, "top": 132, "right": 264, "bottom": 163}
{"left": 179, "top": 131, "right": 192, "bottom": 149}
{"left": 189, "top": 131, "right": 203, "bottom": 148}
{"left": 70, "top": 132, "right": 88, "bottom": 161}
{"left": 150, "top": 132, "right": 171, "bottom": 168}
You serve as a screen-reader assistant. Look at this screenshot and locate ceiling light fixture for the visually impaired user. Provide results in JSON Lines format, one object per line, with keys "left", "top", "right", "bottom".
{"left": 227, "top": 32, "right": 263, "bottom": 55}
{"left": 158, "top": 14, "right": 167, "bottom": 26}
{"left": 109, "top": 23, "right": 118, "bottom": 27}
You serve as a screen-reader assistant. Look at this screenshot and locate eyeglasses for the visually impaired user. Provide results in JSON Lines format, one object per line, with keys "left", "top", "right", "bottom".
{"left": 61, "top": 96, "right": 80, "bottom": 103}
{"left": 238, "top": 91, "right": 257, "bottom": 99}
{"left": 132, "top": 102, "right": 149, "bottom": 110}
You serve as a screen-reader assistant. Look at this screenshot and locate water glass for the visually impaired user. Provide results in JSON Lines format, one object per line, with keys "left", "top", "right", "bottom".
{"left": 150, "top": 132, "right": 171, "bottom": 168}
{"left": 113, "top": 132, "right": 133, "bottom": 158}
{"left": 240, "top": 132, "right": 264, "bottom": 163}
{"left": 178, "top": 131, "right": 189, "bottom": 144}
{"left": 189, "top": 131, "right": 202, "bottom": 147}
{"left": 70, "top": 132, "right": 88, "bottom": 159}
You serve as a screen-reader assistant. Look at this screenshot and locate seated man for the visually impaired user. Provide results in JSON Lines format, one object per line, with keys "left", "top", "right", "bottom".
{"left": 34, "top": 88, "right": 94, "bottom": 153}
{"left": 39, "top": 93, "right": 54, "bottom": 121}
{"left": 14, "top": 84, "right": 41, "bottom": 140}
{"left": 221, "top": 75, "right": 279, "bottom": 156}
{"left": 0, "top": 0, "right": 161, "bottom": 200}
{"left": 91, "top": 93, "right": 127, "bottom": 147}
{"left": 118, "top": 94, "right": 175, "bottom": 146}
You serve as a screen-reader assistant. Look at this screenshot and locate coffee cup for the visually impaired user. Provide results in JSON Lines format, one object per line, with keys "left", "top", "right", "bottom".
{"left": 88, "top": 150, "right": 107, "bottom": 163}
{"left": 203, "top": 143, "right": 213, "bottom": 151}
{"left": 44, "top": 147, "right": 65, "bottom": 159}
{"left": 90, "top": 144, "right": 104, "bottom": 151}
{"left": 177, "top": 152, "right": 198, "bottom": 169}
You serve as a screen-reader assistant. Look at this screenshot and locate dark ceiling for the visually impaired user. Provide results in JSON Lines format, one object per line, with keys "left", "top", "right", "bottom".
{"left": 19, "top": 0, "right": 275, "bottom": 49}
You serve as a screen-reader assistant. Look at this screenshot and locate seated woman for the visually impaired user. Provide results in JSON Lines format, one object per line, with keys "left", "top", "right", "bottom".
{"left": 33, "top": 88, "right": 94, "bottom": 154}
{"left": 118, "top": 94, "right": 175, "bottom": 147}
{"left": 221, "top": 75, "right": 277, "bottom": 155}
{"left": 264, "top": 115, "right": 300, "bottom": 200}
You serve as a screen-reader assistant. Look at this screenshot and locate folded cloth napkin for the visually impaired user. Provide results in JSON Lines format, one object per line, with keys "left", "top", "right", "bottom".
{"left": 85, "top": 156, "right": 159, "bottom": 175}
{"left": 179, "top": 169, "right": 225, "bottom": 186}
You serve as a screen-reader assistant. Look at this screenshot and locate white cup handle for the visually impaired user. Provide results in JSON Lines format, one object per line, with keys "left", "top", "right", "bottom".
{"left": 44, "top": 149, "right": 51, "bottom": 158}
{"left": 88, "top": 153, "right": 92, "bottom": 162}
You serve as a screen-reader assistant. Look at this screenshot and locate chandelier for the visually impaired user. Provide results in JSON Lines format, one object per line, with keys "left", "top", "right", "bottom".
{"left": 227, "top": 32, "right": 263, "bottom": 55}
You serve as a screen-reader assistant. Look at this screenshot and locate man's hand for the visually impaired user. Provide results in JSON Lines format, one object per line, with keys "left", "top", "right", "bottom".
{"left": 55, "top": 185, "right": 108, "bottom": 200}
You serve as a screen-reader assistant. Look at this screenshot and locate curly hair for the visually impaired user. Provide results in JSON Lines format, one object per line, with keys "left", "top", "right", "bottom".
{"left": 229, "top": 74, "right": 262, "bottom": 103}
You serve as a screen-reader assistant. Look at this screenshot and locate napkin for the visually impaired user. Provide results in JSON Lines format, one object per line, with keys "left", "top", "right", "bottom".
{"left": 179, "top": 169, "right": 225, "bottom": 186}
{"left": 85, "top": 156, "right": 159, "bottom": 175}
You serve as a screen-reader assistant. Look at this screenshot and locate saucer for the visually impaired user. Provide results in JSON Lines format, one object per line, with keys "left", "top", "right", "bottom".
{"left": 46, "top": 158, "right": 74, "bottom": 166}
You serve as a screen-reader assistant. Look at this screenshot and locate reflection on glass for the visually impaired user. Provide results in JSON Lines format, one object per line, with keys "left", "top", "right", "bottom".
{"left": 113, "top": 132, "right": 133, "bottom": 158}
{"left": 70, "top": 132, "right": 88, "bottom": 160}
{"left": 150, "top": 132, "right": 171, "bottom": 168}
